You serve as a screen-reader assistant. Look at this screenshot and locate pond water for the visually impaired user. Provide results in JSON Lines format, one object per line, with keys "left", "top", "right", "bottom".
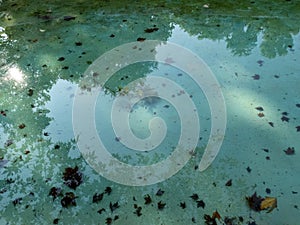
{"left": 0, "top": 1, "right": 299, "bottom": 224}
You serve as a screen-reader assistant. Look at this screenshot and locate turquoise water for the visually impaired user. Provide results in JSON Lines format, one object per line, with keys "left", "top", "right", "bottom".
{"left": 0, "top": 1, "right": 299, "bottom": 224}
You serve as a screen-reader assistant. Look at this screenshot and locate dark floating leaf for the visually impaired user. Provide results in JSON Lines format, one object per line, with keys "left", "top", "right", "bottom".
{"left": 192, "top": 217, "right": 196, "bottom": 223}
{"left": 268, "top": 122, "right": 274, "bottom": 127}
{"left": 28, "top": 88, "right": 34, "bottom": 96}
{"left": 262, "top": 148, "right": 269, "bottom": 152}
{"left": 257, "top": 60, "right": 264, "bottom": 66}
{"left": 157, "top": 201, "right": 166, "bottom": 210}
{"left": 156, "top": 188, "right": 165, "bottom": 196}
{"left": 296, "top": 104, "right": 300, "bottom": 108}
{"left": 274, "top": 75, "right": 280, "bottom": 78}
{"left": 53, "top": 218, "right": 59, "bottom": 224}
{"left": 63, "top": 15, "right": 76, "bottom": 21}
{"left": 109, "top": 201, "right": 120, "bottom": 212}
{"left": 190, "top": 193, "right": 199, "bottom": 201}
{"left": 105, "top": 217, "right": 112, "bottom": 225}
{"left": 49, "top": 187, "right": 63, "bottom": 200}
{"left": 196, "top": 200, "right": 205, "bottom": 208}
{"left": 252, "top": 74, "right": 260, "bottom": 80}
{"left": 258, "top": 112, "right": 264, "bottom": 117}
{"left": 75, "top": 42, "right": 82, "bottom": 46}
{"left": 93, "top": 192, "right": 104, "bottom": 203}
{"left": 144, "top": 27, "right": 159, "bottom": 33}
{"left": 54, "top": 144, "right": 60, "bottom": 149}
{"left": 137, "top": 37, "right": 146, "bottom": 42}
{"left": 144, "top": 194, "right": 152, "bottom": 204}
{"left": 296, "top": 126, "right": 300, "bottom": 132}
{"left": 246, "top": 192, "right": 263, "bottom": 211}
{"left": 225, "top": 179, "right": 232, "bottom": 187}
{"left": 180, "top": 202, "right": 186, "bottom": 209}
{"left": 62, "top": 166, "right": 83, "bottom": 189}
{"left": 246, "top": 192, "right": 277, "bottom": 213}
{"left": 246, "top": 166, "right": 251, "bottom": 173}
{"left": 204, "top": 210, "right": 221, "bottom": 225}
{"left": 4, "top": 140, "right": 13, "bottom": 147}
{"left": 109, "top": 34, "right": 115, "bottom": 38}
{"left": 284, "top": 147, "right": 295, "bottom": 155}
{"left": 134, "top": 205, "right": 142, "bottom": 217}
{"left": 12, "top": 197, "right": 22, "bottom": 206}
{"left": 97, "top": 208, "right": 106, "bottom": 214}
{"left": 255, "top": 106, "right": 264, "bottom": 111}
{"left": 62, "top": 66, "right": 69, "bottom": 70}
{"left": 61, "top": 192, "right": 77, "bottom": 208}
{"left": 58, "top": 57, "right": 65, "bottom": 61}
{"left": 266, "top": 188, "right": 271, "bottom": 194}
{"left": 114, "top": 215, "right": 119, "bottom": 221}
{"left": 105, "top": 186, "right": 112, "bottom": 195}
{"left": 282, "top": 111, "right": 288, "bottom": 115}
{"left": 18, "top": 123, "right": 26, "bottom": 129}
{"left": 1, "top": 110, "right": 7, "bottom": 116}
{"left": 281, "top": 116, "right": 289, "bottom": 122}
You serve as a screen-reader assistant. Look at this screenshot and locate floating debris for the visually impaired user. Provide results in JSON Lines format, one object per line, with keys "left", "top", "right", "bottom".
{"left": 144, "top": 27, "right": 159, "bottom": 33}
{"left": 180, "top": 202, "right": 186, "bottom": 209}
{"left": 0, "top": 110, "right": 7, "bottom": 116}
{"left": 12, "top": 198, "right": 22, "bottom": 206}
{"left": 196, "top": 200, "right": 205, "bottom": 209}
{"left": 157, "top": 201, "right": 166, "bottom": 210}
{"left": 53, "top": 218, "right": 59, "bottom": 224}
{"left": 252, "top": 74, "right": 260, "bottom": 80}
{"left": 62, "top": 166, "right": 83, "bottom": 190}
{"left": 156, "top": 188, "right": 164, "bottom": 196}
{"left": 93, "top": 193, "right": 104, "bottom": 203}
{"left": 97, "top": 208, "right": 105, "bottom": 214}
{"left": 246, "top": 166, "right": 252, "bottom": 173}
{"left": 105, "top": 217, "right": 112, "bottom": 225}
{"left": 258, "top": 112, "right": 264, "bottom": 117}
{"left": 190, "top": 193, "right": 199, "bottom": 201}
{"left": 225, "top": 179, "right": 232, "bottom": 187}
{"left": 134, "top": 204, "right": 142, "bottom": 217}
{"left": 257, "top": 60, "right": 264, "bottom": 67}
{"left": 284, "top": 147, "right": 295, "bottom": 155}
{"left": 49, "top": 187, "right": 63, "bottom": 201}
{"left": 61, "top": 192, "right": 77, "bottom": 208}
{"left": 75, "top": 42, "right": 82, "bottom": 46}
{"left": 281, "top": 116, "right": 289, "bottom": 122}
{"left": 63, "top": 15, "right": 76, "bottom": 21}
{"left": 18, "top": 123, "right": 26, "bottom": 129}
{"left": 104, "top": 186, "right": 112, "bottom": 195}
{"left": 28, "top": 88, "right": 34, "bottom": 96}
{"left": 58, "top": 57, "right": 65, "bottom": 61}
{"left": 268, "top": 122, "right": 274, "bottom": 127}
{"left": 296, "top": 126, "right": 300, "bottom": 132}
{"left": 144, "top": 194, "right": 152, "bottom": 204}
{"left": 246, "top": 192, "right": 277, "bottom": 213}
{"left": 4, "top": 140, "right": 13, "bottom": 147}
{"left": 255, "top": 106, "right": 264, "bottom": 111}
{"left": 204, "top": 210, "right": 221, "bottom": 225}
{"left": 137, "top": 37, "right": 146, "bottom": 42}
{"left": 109, "top": 201, "right": 120, "bottom": 212}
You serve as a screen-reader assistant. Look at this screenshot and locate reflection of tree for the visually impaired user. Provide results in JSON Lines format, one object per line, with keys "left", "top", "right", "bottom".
{"left": 171, "top": 1, "right": 300, "bottom": 58}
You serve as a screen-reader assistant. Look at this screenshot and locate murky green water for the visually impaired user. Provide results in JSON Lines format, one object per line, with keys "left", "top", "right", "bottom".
{"left": 0, "top": 1, "right": 299, "bottom": 224}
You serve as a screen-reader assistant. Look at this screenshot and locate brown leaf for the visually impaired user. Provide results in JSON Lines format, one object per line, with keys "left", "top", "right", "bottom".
{"left": 260, "top": 197, "right": 277, "bottom": 213}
